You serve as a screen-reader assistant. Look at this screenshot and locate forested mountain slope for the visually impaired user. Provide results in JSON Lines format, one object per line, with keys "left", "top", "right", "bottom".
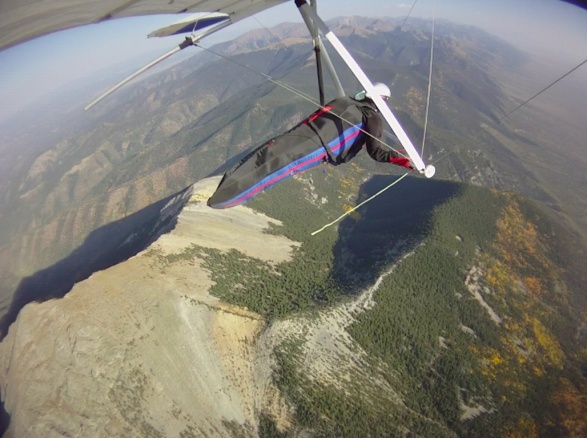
{"left": 1, "top": 15, "right": 586, "bottom": 437}
{"left": 1, "top": 167, "right": 585, "bottom": 437}
{"left": 225, "top": 167, "right": 587, "bottom": 437}
{"left": 1, "top": 17, "right": 585, "bottom": 322}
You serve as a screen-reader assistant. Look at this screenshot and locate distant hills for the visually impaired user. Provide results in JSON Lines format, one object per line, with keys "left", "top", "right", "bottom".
{"left": 1, "top": 15, "right": 586, "bottom": 437}
{"left": 1, "top": 169, "right": 585, "bottom": 436}
{"left": 0, "top": 15, "right": 585, "bottom": 345}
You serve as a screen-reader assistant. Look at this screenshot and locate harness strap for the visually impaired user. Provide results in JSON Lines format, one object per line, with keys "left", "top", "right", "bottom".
{"left": 304, "top": 105, "right": 337, "bottom": 163}
{"left": 304, "top": 99, "right": 376, "bottom": 164}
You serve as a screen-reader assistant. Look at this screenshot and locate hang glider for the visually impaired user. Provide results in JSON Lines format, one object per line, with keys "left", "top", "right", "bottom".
{"left": 0, "top": 0, "right": 435, "bottom": 178}
{"left": 0, "top": 0, "right": 288, "bottom": 52}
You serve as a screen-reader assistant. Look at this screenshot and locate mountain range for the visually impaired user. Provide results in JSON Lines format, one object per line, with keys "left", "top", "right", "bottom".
{"left": 0, "top": 16, "right": 586, "bottom": 437}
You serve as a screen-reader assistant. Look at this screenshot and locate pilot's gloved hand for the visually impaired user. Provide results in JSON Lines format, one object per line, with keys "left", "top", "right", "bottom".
{"left": 390, "top": 157, "right": 414, "bottom": 170}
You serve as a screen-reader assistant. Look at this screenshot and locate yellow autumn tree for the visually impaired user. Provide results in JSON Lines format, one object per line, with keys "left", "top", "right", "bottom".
{"left": 504, "top": 413, "right": 538, "bottom": 438}
{"left": 550, "top": 378, "right": 587, "bottom": 438}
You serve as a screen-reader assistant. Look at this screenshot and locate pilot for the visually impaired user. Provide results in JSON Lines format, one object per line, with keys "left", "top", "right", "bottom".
{"left": 208, "top": 83, "right": 414, "bottom": 209}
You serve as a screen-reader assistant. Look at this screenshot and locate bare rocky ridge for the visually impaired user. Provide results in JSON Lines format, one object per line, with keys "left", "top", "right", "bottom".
{"left": 0, "top": 176, "right": 425, "bottom": 437}
{"left": 2, "top": 16, "right": 586, "bottom": 436}
{"left": 3, "top": 15, "right": 584, "bottom": 332}
{"left": 0, "top": 177, "right": 299, "bottom": 437}
{"left": 1, "top": 178, "right": 585, "bottom": 436}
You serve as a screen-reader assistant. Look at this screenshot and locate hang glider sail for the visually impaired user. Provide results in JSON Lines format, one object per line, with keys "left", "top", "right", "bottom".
{"left": 206, "top": 1, "right": 435, "bottom": 210}
{"left": 208, "top": 96, "right": 389, "bottom": 209}
{"left": 295, "top": 0, "right": 434, "bottom": 177}
{"left": 79, "top": 0, "right": 434, "bottom": 177}
{"left": 147, "top": 12, "right": 230, "bottom": 38}
{"left": 84, "top": 13, "right": 234, "bottom": 110}
{"left": 0, "top": 0, "right": 289, "bottom": 52}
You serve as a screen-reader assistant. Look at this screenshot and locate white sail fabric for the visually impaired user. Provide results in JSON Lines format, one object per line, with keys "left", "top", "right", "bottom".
{"left": 0, "top": 0, "right": 288, "bottom": 51}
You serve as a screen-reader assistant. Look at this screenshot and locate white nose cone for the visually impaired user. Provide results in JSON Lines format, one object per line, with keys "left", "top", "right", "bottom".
{"left": 424, "top": 165, "right": 436, "bottom": 178}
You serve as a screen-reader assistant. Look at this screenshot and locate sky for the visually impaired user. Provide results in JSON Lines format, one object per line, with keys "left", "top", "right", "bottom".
{"left": 0, "top": 0, "right": 586, "bottom": 122}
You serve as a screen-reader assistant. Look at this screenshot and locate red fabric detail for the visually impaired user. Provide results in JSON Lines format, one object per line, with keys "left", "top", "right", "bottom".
{"left": 390, "top": 157, "right": 414, "bottom": 170}
{"left": 304, "top": 105, "right": 333, "bottom": 124}
{"left": 222, "top": 129, "right": 361, "bottom": 208}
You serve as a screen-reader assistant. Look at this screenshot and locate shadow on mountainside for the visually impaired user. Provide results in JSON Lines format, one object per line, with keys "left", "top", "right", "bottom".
{"left": 331, "top": 174, "right": 462, "bottom": 292}
{"left": 0, "top": 399, "right": 8, "bottom": 437}
{"left": 0, "top": 185, "right": 193, "bottom": 342}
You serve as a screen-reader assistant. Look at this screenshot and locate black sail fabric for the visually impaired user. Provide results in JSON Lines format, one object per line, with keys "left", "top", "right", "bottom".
{"left": 207, "top": 97, "right": 372, "bottom": 208}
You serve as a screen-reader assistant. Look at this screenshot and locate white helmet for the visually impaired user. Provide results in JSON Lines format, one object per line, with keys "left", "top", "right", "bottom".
{"left": 366, "top": 82, "right": 391, "bottom": 99}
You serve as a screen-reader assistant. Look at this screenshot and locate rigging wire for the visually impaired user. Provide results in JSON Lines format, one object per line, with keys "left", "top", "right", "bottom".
{"left": 250, "top": 14, "right": 325, "bottom": 106}
{"left": 425, "top": 56, "right": 587, "bottom": 181}
{"left": 498, "top": 57, "right": 587, "bottom": 123}
{"left": 197, "top": 42, "right": 422, "bottom": 233}
{"left": 190, "top": 17, "right": 200, "bottom": 35}
{"left": 226, "top": 10, "right": 430, "bottom": 160}
{"left": 253, "top": 11, "right": 340, "bottom": 105}
{"left": 252, "top": 15, "right": 278, "bottom": 42}
{"left": 311, "top": 172, "right": 411, "bottom": 236}
{"left": 195, "top": 43, "right": 408, "bottom": 158}
{"left": 446, "top": 57, "right": 587, "bottom": 154}
{"left": 421, "top": 2, "right": 435, "bottom": 157}
{"left": 211, "top": 5, "right": 578, "bottom": 237}
{"left": 280, "top": 7, "right": 584, "bottom": 234}
{"left": 199, "top": 5, "right": 439, "bottom": 232}
{"left": 398, "top": 0, "right": 419, "bottom": 31}
{"left": 196, "top": 43, "right": 320, "bottom": 108}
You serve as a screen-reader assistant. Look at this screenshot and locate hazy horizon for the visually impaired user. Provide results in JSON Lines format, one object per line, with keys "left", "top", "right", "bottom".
{"left": 0, "top": 0, "right": 586, "bottom": 124}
